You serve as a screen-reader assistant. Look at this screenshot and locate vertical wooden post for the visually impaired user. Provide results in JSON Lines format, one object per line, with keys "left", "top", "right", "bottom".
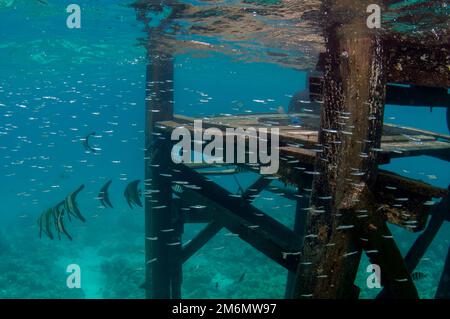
{"left": 293, "top": 0, "right": 388, "bottom": 298}
{"left": 170, "top": 197, "right": 183, "bottom": 299}
{"left": 144, "top": 42, "right": 176, "bottom": 298}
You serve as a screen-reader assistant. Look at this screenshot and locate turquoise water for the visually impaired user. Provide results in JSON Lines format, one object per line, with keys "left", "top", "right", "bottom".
{"left": 0, "top": 0, "right": 449, "bottom": 299}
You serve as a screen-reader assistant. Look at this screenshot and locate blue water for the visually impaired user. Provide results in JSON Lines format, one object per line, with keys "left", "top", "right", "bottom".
{"left": 0, "top": 0, "right": 449, "bottom": 299}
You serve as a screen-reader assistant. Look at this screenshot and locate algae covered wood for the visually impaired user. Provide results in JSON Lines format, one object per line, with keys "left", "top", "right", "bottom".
{"left": 293, "top": 0, "right": 389, "bottom": 299}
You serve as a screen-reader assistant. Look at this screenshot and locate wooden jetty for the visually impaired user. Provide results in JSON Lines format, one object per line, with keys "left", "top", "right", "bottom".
{"left": 133, "top": 0, "right": 450, "bottom": 299}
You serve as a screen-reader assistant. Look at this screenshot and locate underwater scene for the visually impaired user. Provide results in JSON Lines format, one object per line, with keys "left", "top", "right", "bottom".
{"left": 0, "top": 0, "right": 449, "bottom": 300}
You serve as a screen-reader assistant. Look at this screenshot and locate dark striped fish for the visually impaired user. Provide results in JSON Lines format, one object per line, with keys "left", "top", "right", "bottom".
{"left": 124, "top": 180, "right": 142, "bottom": 209}
{"left": 38, "top": 208, "right": 54, "bottom": 240}
{"left": 98, "top": 180, "right": 114, "bottom": 208}
{"left": 82, "top": 132, "right": 97, "bottom": 153}
{"left": 64, "top": 185, "right": 86, "bottom": 222}
{"left": 37, "top": 209, "right": 52, "bottom": 240}
{"left": 54, "top": 203, "right": 72, "bottom": 241}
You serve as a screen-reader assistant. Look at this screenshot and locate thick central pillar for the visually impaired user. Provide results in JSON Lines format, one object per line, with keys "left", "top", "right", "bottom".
{"left": 293, "top": 0, "right": 388, "bottom": 298}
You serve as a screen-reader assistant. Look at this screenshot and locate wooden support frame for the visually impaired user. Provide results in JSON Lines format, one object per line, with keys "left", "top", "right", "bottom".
{"left": 171, "top": 163, "right": 300, "bottom": 246}
{"left": 181, "top": 172, "right": 275, "bottom": 260}
{"left": 177, "top": 186, "right": 300, "bottom": 272}
{"left": 135, "top": 0, "right": 449, "bottom": 300}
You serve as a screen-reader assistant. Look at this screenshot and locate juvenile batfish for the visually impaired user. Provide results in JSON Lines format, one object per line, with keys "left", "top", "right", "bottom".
{"left": 82, "top": 132, "right": 98, "bottom": 153}
{"left": 64, "top": 184, "right": 86, "bottom": 222}
{"left": 98, "top": 180, "right": 113, "bottom": 208}
{"left": 124, "top": 180, "right": 142, "bottom": 209}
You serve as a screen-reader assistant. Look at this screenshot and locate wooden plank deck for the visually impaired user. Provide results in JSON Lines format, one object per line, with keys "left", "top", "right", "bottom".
{"left": 158, "top": 113, "right": 450, "bottom": 163}
{"left": 157, "top": 112, "right": 448, "bottom": 233}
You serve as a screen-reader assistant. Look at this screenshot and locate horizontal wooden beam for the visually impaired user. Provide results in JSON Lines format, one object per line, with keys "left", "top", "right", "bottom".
{"left": 310, "top": 73, "right": 450, "bottom": 106}
{"left": 376, "top": 170, "right": 448, "bottom": 198}
{"left": 386, "top": 85, "right": 449, "bottom": 108}
{"left": 384, "top": 35, "right": 450, "bottom": 88}
{"left": 373, "top": 171, "right": 447, "bottom": 232}
{"left": 315, "top": 35, "right": 450, "bottom": 88}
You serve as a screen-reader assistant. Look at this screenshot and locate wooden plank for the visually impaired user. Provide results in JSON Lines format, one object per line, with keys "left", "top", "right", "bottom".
{"left": 376, "top": 171, "right": 447, "bottom": 199}
{"left": 383, "top": 123, "right": 450, "bottom": 142}
{"left": 182, "top": 179, "right": 297, "bottom": 223}
{"left": 159, "top": 114, "right": 450, "bottom": 161}
{"left": 382, "top": 140, "right": 450, "bottom": 162}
